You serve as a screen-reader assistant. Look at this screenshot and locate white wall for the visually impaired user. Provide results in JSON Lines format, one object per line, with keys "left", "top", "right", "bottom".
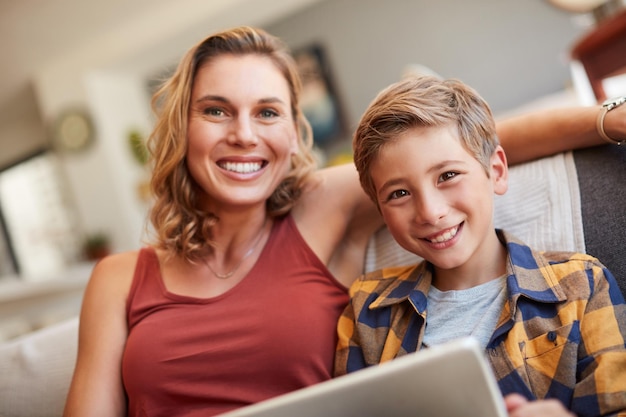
{"left": 268, "top": 0, "right": 587, "bottom": 126}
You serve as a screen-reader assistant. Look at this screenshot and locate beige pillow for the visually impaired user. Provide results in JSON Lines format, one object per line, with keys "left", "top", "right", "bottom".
{"left": 0, "top": 316, "right": 78, "bottom": 417}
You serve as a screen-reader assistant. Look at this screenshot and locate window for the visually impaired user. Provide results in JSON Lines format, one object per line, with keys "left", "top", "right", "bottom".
{"left": 0, "top": 151, "right": 81, "bottom": 280}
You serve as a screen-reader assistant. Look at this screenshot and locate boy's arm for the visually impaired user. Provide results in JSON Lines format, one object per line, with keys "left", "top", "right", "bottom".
{"left": 334, "top": 296, "right": 365, "bottom": 377}
{"left": 571, "top": 265, "right": 626, "bottom": 415}
{"left": 335, "top": 274, "right": 406, "bottom": 377}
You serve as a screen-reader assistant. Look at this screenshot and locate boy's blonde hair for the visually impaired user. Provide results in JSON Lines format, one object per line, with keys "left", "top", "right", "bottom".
{"left": 353, "top": 75, "right": 498, "bottom": 203}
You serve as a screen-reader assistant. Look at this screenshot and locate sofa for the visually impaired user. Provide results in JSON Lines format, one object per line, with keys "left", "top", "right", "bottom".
{"left": 0, "top": 142, "right": 624, "bottom": 417}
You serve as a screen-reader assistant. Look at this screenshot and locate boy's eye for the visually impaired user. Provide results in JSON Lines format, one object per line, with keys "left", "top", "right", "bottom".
{"left": 388, "top": 189, "right": 409, "bottom": 201}
{"left": 439, "top": 171, "right": 458, "bottom": 182}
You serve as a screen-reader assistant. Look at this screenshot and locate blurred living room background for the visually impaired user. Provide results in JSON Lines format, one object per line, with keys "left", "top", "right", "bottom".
{"left": 1, "top": 0, "right": 625, "bottom": 341}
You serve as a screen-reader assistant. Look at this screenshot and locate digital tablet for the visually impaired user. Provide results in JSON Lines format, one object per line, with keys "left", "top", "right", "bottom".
{"left": 220, "top": 337, "right": 508, "bottom": 417}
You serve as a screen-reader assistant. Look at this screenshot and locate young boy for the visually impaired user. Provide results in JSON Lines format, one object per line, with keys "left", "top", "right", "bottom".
{"left": 335, "top": 75, "right": 626, "bottom": 417}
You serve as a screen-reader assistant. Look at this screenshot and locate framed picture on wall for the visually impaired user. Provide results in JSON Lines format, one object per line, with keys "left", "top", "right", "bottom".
{"left": 293, "top": 44, "right": 349, "bottom": 155}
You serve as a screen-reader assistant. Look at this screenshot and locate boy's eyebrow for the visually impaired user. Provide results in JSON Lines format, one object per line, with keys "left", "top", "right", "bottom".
{"left": 427, "top": 160, "right": 466, "bottom": 173}
{"left": 378, "top": 177, "right": 404, "bottom": 192}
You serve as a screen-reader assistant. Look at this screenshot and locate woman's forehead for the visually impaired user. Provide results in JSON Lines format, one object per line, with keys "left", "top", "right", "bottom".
{"left": 194, "top": 55, "right": 290, "bottom": 99}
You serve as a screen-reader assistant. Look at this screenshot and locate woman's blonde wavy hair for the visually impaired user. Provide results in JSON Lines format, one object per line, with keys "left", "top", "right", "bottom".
{"left": 146, "top": 26, "right": 316, "bottom": 262}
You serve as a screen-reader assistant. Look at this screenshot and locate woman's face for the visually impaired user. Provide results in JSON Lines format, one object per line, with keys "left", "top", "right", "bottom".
{"left": 186, "top": 54, "right": 299, "bottom": 212}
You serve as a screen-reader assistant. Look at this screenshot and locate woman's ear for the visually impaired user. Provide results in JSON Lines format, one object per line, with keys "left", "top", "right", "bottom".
{"left": 491, "top": 145, "right": 508, "bottom": 196}
{"left": 290, "top": 123, "right": 300, "bottom": 155}
{"left": 290, "top": 135, "right": 299, "bottom": 155}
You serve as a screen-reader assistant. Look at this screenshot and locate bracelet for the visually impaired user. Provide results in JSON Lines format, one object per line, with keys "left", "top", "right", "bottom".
{"left": 597, "top": 96, "right": 626, "bottom": 145}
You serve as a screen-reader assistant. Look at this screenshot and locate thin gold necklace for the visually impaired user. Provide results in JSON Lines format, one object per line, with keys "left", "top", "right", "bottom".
{"left": 204, "top": 218, "right": 268, "bottom": 279}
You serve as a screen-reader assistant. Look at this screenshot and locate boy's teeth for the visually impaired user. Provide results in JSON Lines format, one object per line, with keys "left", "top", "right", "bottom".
{"left": 430, "top": 226, "right": 458, "bottom": 243}
{"left": 221, "top": 162, "right": 262, "bottom": 173}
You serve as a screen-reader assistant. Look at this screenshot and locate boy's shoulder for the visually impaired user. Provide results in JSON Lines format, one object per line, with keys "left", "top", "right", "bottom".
{"left": 538, "top": 250, "right": 600, "bottom": 264}
{"left": 501, "top": 230, "right": 604, "bottom": 270}
{"left": 533, "top": 249, "right": 609, "bottom": 283}
{"left": 503, "top": 232, "right": 617, "bottom": 299}
{"left": 361, "top": 263, "right": 422, "bottom": 280}
{"left": 348, "top": 262, "right": 428, "bottom": 303}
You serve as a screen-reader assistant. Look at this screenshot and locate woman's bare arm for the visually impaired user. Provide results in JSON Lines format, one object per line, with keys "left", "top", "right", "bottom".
{"left": 63, "top": 252, "right": 137, "bottom": 417}
{"left": 496, "top": 103, "right": 626, "bottom": 165}
{"left": 293, "top": 163, "right": 382, "bottom": 287}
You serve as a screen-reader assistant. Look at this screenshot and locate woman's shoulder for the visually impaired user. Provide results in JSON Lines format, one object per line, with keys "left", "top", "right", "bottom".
{"left": 86, "top": 249, "right": 143, "bottom": 298}
{"left": 94, "top": 249, "right": 142, "bottom": 273}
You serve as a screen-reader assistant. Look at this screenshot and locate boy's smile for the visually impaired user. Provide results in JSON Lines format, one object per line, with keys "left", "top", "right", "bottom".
{"left": 424, "top": 224, "right": 460, "bottom": 245}
{"left": 371, "top": 124, "right": 508, "bottom": 290}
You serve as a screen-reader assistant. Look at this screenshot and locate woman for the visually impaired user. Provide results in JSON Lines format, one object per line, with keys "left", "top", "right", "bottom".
{"left": 63, "top": 26, "right": 625, "bottom": 417}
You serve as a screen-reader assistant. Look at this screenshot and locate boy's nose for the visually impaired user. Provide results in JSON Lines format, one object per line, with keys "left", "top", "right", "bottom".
{"left": 413, "top": 193, "right": 448, "bottom": 226}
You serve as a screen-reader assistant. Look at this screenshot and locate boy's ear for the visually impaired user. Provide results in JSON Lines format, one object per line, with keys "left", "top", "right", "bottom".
{"left": 491, "top": 145, "right": 508, "bottom": 195}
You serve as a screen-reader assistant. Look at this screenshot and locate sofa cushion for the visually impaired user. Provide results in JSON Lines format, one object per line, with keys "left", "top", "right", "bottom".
{"left": 574, "top": 144, "right": 626, "bottom": 297}
{"left": 0, "top": 316, "right": 78, "bottom": 417}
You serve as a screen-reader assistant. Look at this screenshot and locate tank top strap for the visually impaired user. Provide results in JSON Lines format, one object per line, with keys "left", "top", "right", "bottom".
{"left": 126, "top": 247, "right": 166, "bottom": 328}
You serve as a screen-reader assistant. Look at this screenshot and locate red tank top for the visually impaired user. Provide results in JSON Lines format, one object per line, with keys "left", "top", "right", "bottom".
{"left": 122, "top": 214, "right": 349, "bottom": 417}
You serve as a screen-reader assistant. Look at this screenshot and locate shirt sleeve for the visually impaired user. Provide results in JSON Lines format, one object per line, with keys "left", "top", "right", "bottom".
{"left": 334, "top": 280, "right": 368, "bottom": 377}
{"left": 571, "top": 263, "right": 626, "bottom": 416}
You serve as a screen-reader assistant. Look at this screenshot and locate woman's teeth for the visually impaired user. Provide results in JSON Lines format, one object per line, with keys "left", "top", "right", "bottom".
{"left": 220, "top": 161, "right": 262, "bottom": 173}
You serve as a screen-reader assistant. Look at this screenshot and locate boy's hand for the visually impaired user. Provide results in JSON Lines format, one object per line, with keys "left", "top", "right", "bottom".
{"left": 504, "top": 393, "right": 575, "bottom": 417}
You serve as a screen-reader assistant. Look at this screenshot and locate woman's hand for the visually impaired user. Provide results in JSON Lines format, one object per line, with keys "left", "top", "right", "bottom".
{"left": 504, "top": 393, "right": 575, "bottom": 417}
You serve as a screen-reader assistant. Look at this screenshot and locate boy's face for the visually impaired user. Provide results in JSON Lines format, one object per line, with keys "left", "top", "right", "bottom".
{"left": 370, "top": 124, "right": 508, "bottom": 282}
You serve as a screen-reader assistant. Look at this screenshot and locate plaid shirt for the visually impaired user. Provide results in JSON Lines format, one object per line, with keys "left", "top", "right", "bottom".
{"left": 336, "top": 230, "right": 626, "bottom": 417}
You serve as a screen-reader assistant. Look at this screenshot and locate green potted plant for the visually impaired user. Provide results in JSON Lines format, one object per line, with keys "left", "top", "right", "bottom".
{"left": 83, "top": 232, "right": 111, "bottom": 261}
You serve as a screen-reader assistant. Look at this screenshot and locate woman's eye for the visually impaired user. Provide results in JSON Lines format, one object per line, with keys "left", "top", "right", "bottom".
{"left": 388, "top": 189, "right": 409, "bottom": 200}
{"left": 439, "top": 171, "right": 458, "bottom": 182}
{"left": 259, "top": 108, "right": 279, "bottom": 118}
{"left": 203, "top": 107, "right": 224, "bottom": 117}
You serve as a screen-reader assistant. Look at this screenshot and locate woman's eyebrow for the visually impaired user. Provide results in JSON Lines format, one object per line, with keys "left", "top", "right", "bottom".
{"left": 194, "top": 94, "right": 228, "bottom": 104}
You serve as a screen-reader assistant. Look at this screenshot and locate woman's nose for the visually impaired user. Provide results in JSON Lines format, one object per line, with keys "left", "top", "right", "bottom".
{"left": 228, "top": 116, "right": 258, "bottom": 146}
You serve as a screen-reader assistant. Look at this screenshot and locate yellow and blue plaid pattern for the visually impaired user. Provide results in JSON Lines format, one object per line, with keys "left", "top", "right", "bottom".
{"left": 336, "top": 230, "right": 626, "bottom": 417}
